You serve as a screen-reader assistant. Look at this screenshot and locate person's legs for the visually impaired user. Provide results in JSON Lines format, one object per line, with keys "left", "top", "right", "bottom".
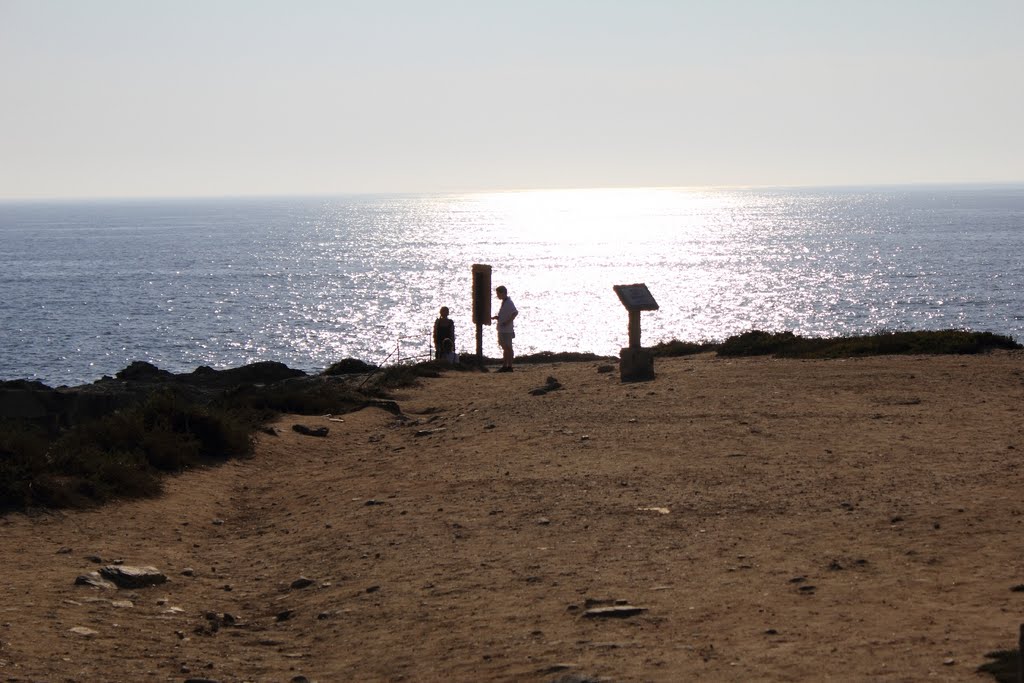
{"left": 497, "top": 333, "right": 514, "bottom": 371}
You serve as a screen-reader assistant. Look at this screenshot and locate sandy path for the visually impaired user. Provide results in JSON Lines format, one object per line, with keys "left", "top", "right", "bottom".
{"left": 2, "top": 352, "right": 1023, "bottom": 682}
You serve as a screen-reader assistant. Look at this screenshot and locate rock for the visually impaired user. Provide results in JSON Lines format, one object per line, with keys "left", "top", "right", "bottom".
{"left": 56, "top": 546, "right": 72, "bottom": 554}
{"left": 116, "top": 361, "right": 173, "bottom": 381}
{"left": 291, "top": 577, "right": 314, "bottom": 590}
{"left": 69, "top": 626, "right": 98, "bottom": 637}
{"left": 529, "top": 376, "right": 563, "bottom": 396}
{"left": 550, "top": 675, "right": 603, "bottom": 683}
{"left": 74, "top": 572, "right": 116, "bottom": 590}
{"left": 98, "top": 565, "right": 167, "bottom": 589}
{"left": 181, "top": 567, "right": 196, "bottom": 577}
{"left": 276, "top": 610, "right": 295, "bottom": 622}
{"left": 293, "top": 424, "right": 329, "bottom": 437}
{"left": 415, "top": 427, "right": 446, "bottom": 437}
{"left": 111, "top": 599, "right": 134, "bottom": 608}
{"left": 582, "top": 605, "right": 648, "bottom": 619}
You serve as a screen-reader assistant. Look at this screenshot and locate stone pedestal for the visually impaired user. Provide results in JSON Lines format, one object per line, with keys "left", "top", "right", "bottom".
{"left": 620, "top": 347, "right": 655, "bottom": 382}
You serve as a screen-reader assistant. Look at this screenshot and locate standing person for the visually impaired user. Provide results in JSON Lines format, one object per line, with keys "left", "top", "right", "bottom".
{"left": 491, "top": 285, "right": 518, "bottom": 372}
{"left": 433, "top": 307, "right": 455, "bottom": 361}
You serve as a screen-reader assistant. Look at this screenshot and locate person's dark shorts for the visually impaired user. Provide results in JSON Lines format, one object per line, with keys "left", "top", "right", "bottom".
{"left": 498, "top": 332, "right": 514, "bottom": 349}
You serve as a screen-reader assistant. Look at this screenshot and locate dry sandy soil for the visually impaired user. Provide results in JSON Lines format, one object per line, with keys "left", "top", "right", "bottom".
{"left": 3, "top": 352, "right": 1024, "bottom": 682}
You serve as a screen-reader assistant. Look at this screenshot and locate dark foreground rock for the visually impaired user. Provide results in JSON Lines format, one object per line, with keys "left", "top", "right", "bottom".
{"left": 0, "top": 361, "right": 312, "bottom": 428}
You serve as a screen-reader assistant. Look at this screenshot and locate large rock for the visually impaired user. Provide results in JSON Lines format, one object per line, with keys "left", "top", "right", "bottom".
{"left": 98, "top": 565, "right": 168, "bottom": 589}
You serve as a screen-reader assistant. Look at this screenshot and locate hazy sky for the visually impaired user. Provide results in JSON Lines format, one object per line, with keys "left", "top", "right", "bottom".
{"left": 2, "top": 0, "right": 1022, "bottom": 199}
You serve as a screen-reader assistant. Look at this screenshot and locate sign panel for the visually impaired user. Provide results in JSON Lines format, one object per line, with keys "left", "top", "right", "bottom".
{"left": 613, "top": 283, "right": 659, "bottom": 312}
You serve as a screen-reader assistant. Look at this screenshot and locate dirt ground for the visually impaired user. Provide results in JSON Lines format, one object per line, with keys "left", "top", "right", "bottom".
{"left": 3, "top": 351, "right": 1024, "bottom": 682}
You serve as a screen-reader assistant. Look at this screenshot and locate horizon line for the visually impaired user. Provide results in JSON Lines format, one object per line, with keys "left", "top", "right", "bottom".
{"left": 2, "top": 179, "right": 1024, "bottom": 203}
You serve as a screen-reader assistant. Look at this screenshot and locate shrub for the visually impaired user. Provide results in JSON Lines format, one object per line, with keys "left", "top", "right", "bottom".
{"left": 650, "top": 339, "right": 719, "bottom": 357}
{"left": 718, "top": 331, "right": 800, "bottom": 357}
{"left": 717, "top": 329, "right": 1021, "bottom": 358}
{"left": 0, "top": 389, "right": 255, "bottom": 511}
{"left": 324, "top": 358, "right": 377, "bottom": 375}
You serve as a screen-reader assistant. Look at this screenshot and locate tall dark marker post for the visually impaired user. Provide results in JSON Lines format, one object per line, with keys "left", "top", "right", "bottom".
{"left": 613, "top": 283, "right": 659, "bottom": 381}
{"left": 471, "top": 264, "right": 492, "bottom": 363}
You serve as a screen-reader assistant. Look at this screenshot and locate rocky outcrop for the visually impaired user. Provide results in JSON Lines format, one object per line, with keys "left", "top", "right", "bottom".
{"left": 0, "top": 361, "right": 311, "bottom": 428}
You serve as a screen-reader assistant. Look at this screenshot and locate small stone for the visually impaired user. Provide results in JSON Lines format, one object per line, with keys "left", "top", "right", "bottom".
{"left": 212, "top": 518, "right": 224, "bottom": 526}
{"left": 69, "top": 626, "right": 98, "bottom": 637}
{"left": 291, "top": 577, "right": 314, "bottom": 590}
{"left": 181, "top": 568, "right": 196, "bottom": 577}
{"left": 582, "top": 605, "right": 647, "bottom": 619}
{"left": 293, "top": 424, "right": 329, "bottom": 437}
{"left": 276, "top": 610, "right": 294, "bottom": 622}
{"left": 943, "top": 658, "right": 955, "bottom": 666}
{"left": 538, "top": 517, "right": 551, "bottom": 525}
{"left": 56, "top": 546, "right": 72, "bottom": 554}
{"left": 74, "top": 571, "right": 117, "bottom": 590}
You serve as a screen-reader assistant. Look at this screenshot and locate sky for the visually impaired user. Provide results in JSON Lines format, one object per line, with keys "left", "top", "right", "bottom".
{"left": 1, "top": 0, "right": 1022, "bottom": 199}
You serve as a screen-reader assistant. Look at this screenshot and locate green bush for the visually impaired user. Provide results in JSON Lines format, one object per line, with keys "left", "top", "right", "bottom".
{"left": 717, "top": 329, "right": 1021, "bottom": 358}
{"left": 0, "top": 389, "right": 255, "bottom": 511}
{"left": 650, "top": 339, "right": 719, "bottom": 357}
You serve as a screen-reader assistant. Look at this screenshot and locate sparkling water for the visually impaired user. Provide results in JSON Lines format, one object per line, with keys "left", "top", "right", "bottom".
{"left": 1, "top": 185, "right": 1022, "bottom": 386}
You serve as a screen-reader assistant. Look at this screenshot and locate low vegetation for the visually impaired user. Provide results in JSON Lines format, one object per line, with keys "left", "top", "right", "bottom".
{"left": 1, "top": 389, "right": 254, "bottom": 510}
{"left": 650, "top": 329, "right": 1020, "bottom": 358}
{"left": 714, "top": 329, "right": 1021, "bottom": 358}
{"left": 1, "top": 329, "right": 1018, "bottom": 512}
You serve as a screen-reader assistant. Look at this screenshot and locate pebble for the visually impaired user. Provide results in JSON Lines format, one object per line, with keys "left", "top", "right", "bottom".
{"left": 69, "top": 626, "right": 98, "bottom": 637}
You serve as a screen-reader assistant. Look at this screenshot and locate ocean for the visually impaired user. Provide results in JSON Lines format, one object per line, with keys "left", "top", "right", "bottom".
{"left": 1, "top": 185, "right": 1022, "bottom": 387}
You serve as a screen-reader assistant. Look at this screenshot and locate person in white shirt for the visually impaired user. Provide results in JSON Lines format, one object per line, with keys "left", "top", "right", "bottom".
{"left": 491, "top": 285, "right": 518, "bottom": 372}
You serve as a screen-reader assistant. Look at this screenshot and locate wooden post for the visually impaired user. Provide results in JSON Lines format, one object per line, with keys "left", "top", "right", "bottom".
{"left": 1018, "top": 622, "right": 1023, "bottom": 683}
{"left": 628, "top": 309, "right": 641, "bottom": 349}
{"left": 472, "top": 264, "right": 492, "bottom": 365}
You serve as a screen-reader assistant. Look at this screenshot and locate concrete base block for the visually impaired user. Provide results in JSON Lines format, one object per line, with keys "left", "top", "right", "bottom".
{"left": 620, "top": 347, "right": 655, "bottom": 382}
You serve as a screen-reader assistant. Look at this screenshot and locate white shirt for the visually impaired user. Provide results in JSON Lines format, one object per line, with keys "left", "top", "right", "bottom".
{"left": 496, "top": 297, "right": 517, "bottom": 334}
